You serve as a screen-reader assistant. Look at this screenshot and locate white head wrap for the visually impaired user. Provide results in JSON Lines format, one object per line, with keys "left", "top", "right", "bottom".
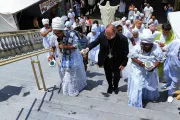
{"left": 121, "top": 17, "right": 127, "bottom": 21}
{"left": 141, "top": 29, "right": 154, "bottom": 43}
{"left": 42, "top": 18, "right": 49, "bottom": 25}
{"left": 69, "top": 9, "right": 73, "bottom": 12}
{"left": 140, "top": 13, "right": 144, "bottom": 17}
{"left": 61, "top": 16, "right": 68, "bottom": 22}
{"left": 52, "top": 17, "right": 66, "bottom": 30}
{"left": 65, "top": 21, "right": 72, "bottom": 27}
{"left": 132, "top": 29, "right": 139, "bottom": 34}
{"left": 111, "top": 21, "right": 121, "bottom": 27}
{"left": 125, "top": 20, "right": 131, "bottom": 25}
{"left": 134, "top": 8, "right": 137, "bottom": 11}
{"left": 91, "top": 24, "right": 97, "bottom": 32}
{"left": 130, "top": 16, "right": 134, "bottom": 20}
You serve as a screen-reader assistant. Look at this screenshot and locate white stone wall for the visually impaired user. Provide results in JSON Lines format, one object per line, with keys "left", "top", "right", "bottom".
{"left": 0, "top": 29, "right": 43, "bottom": 59}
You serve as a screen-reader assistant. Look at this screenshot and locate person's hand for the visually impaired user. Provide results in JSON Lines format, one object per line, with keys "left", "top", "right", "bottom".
{"left": 48, "top": 28, "right": 52, "bottom": 32}
{"left": 48, "top": 55, "right": 53, "bottom": 62}
{"left": 59, "top": 44, "right": 64, "bottom": 49}
{"left": 83, "top": 54, "right": 88, "bottom": 60}
{"left": 80, "top": 48, "right": 89, "bottom": 55}
{"left": 159, "top": 42, "right": 165, "bottom": 47}
{"left": 138, "top": 61, "right": 144, "bottom": 67}
{"left": 119, "top": 65, "right": 125, "bottom": 70}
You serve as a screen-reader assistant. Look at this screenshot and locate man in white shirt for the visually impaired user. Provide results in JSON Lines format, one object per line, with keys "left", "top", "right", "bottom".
{"left": 68, "top": 9, "right": 75, "bottom": 24}
{"left": 144, "top": 3, "right": 153, "bottom": 23}
{"left": 40, "top": 18, "right": 52, "bottom": 58}
{"left": 147, "top": 15, "right": 159, "bottom": 27}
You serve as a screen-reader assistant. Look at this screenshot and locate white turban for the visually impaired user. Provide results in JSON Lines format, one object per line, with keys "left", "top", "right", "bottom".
{"left": 42, "top": 18, "right": 49, "bottom": 25}
{"left": 141, "top": 29, "right": 154, "bottom": 43}
{"left": 125, "top": 20, "right": 131, "bottom": 25}
{"left": 52, "top": 17, "right": 65, "bottom": 30}
{"left": 91, "top": 24, "right": 97, "bottom": 32}
{"left": 65, "top": 21, "right": 72, "bottom": 27}
{"left": 132, "top": 29, "right": 139, "bottom": 34}
{"left": 140, "top": 13, "right": 144, "bottom": 17}
{"left": 61, "top": 16, "right": 68, "bottom": 22}
{"left": 134, "top": 8, "right": 137, "bottom": 11}
{"left": 111, "top": 21, "right": 121, "bottom": 27}
{"left": 121, "top": 17, "right": 127, "bottom": 21}
{"left": 130, "top": 16, "right": 134, "bottom": 20}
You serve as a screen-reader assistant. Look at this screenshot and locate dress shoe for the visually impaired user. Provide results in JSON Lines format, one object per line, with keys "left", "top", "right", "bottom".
{"left": 114, "top": 87, "right": 119, "bottom": 94}
{"left": 107, "top": 87, "right": 113, "bottom": 94}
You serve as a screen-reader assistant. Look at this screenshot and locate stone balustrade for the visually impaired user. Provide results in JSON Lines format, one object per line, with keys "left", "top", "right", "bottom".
{"left": 0, "top": 29, "right": 43, "bottom": 59}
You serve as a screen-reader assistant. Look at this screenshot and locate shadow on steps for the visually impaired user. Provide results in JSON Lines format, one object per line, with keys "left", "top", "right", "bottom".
{"left": 85, "top": 80, "right": 104, "bottom": 91}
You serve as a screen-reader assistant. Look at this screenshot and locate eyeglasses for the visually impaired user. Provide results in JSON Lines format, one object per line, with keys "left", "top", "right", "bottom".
{"left": 104, "top": 32, "right": 116, "bottom": 39}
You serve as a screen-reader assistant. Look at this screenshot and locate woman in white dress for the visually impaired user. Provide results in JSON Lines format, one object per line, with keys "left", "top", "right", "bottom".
{"left": 121, "top": 29, "right": 140, "bottom": 80}
{"left": 87, "top": 25, "right": 100, "bottom": 65}
{"left": 128, "top": 29, "right": 165, "bottom": 108}
{"left": 49, "top": 17, "right": 87, "bottom": 96}
{"left": 119, "top": 0, "right": 126, "bottom": 14}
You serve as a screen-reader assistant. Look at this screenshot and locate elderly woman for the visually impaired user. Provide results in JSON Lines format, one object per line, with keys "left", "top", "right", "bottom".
{"left": 122, "top": 29, "right": 141, "bottom": 80}
{"left": 48, "top": 17, "right": 87, "bottom": 96}
{"left": 128, "top": 29, "right": 165, "bottom": 108}
{"left": 132, "top": 20, "right": 144, "bottom": 39}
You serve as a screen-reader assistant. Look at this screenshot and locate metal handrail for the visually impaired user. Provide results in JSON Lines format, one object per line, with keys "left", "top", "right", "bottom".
{"left": 0, "top": 49, "right": 50, "bottom": 66}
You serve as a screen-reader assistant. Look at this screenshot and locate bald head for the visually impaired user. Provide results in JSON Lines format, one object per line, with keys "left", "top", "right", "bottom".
{"left": 105, "top": 24, "right": 116, "bottom": 40}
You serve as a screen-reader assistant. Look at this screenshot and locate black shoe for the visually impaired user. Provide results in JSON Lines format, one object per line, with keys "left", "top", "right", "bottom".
{"left": 107, "top": 87, "right": 113, "bottom": 94}
{"left": 114, "top": 87, "right": 119, "bottom": 94}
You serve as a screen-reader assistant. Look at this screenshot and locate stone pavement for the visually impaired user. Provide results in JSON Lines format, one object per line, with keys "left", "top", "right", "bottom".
{"left": 0, "top": 53, "right": 180, "bottom": 120}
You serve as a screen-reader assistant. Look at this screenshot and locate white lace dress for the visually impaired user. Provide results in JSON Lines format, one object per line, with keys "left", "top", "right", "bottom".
{"left": 50, "top": 32, "right": 87, "bottom": 96}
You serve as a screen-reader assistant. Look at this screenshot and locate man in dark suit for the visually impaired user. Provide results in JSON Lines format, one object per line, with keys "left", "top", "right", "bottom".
{"left": 81, "top": 24, "right": 129, "bottom": 94}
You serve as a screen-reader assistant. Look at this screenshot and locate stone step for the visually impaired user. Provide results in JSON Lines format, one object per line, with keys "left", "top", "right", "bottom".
{"left": 16, "top": 94, "right": 180, "bottom": 120}
{"left": 51, "top": 83, "right": 180, "bottom": 115}
{"left": 80, "top": 88, "right": 128, "bottom": 104}
{"left": 145, "top": 101, "right": 180, "bottom": 115}
{"left": 50, "top": 88, "right": 128, "bottom": 106}
{"left": 18, "top": 108, "right": 78, "bottom": 120}
{"left": 13, "top": 97, "right": 140, "bottom": 120}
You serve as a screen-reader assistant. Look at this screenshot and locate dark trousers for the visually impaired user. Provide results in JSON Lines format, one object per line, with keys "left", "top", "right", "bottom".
{"left": 104, "top": 58, "right": 121, "bottom": 88}
{"left": 81, "top": 8, "right": 86, "bottom": 16}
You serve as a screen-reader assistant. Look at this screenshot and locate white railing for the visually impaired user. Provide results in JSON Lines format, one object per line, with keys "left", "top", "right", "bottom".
{"left": 0, "top": 29, "right": 43, "bottom": 58}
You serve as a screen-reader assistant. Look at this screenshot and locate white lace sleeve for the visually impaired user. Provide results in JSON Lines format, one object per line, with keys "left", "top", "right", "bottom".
{"left": 49, "top": 35, "right": 57, "bottom": 47}
{"left": 128, "top": 45, "right": 141, "bottom": 58}
{"left": 153, "top": 44, "right": 166, "bottom": 62}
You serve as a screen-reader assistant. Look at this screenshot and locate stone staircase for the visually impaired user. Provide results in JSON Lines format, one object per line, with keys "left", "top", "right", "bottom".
{"left": 8, "top": 65, "right": 179, "bottom": 120}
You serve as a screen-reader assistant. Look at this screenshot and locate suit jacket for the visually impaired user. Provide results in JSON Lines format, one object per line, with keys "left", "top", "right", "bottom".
{"left": 88, "top": 32, "right": 129, "bottom": 68}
